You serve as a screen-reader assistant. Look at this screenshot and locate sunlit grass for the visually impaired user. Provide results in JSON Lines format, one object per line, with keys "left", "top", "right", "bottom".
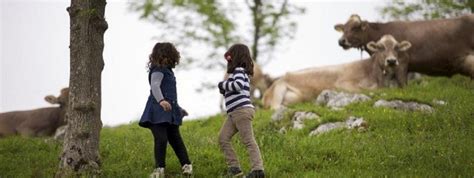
{"left": 1, "top": 75, "right": 473, "bottom": 177}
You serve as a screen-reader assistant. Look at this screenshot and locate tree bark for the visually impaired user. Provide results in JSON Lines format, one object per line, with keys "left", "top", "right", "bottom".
{"left": 251, "top": 0, "right": 262, "bottom": 62}
{"left": 56, "top": 0, "right": 108, "bottom": 177}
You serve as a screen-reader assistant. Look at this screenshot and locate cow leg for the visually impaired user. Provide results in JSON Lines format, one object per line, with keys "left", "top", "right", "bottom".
{"left": 282, "top": 90, "right": 301, "bottom": 106}
{"left": 16, "top": 124, "right": 36, "bottom": 137}
{"left": 269, "top": 82, "right": 288, "bottom": 110}
{"left": 17, "top": 128, "right": 36, "bottom": 137}
{"left": 0, "top": 125, "right": 16, "bottom": 137}
{"left": 463, "top": 54, "right": 474, "bottom": 79}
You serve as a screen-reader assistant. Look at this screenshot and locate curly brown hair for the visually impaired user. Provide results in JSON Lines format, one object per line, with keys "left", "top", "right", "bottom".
{"left": 148, "top": 42, "right": 180, "bottom": 69}
{"left": 225, "top": 43, "right": 254, "bottom": 76}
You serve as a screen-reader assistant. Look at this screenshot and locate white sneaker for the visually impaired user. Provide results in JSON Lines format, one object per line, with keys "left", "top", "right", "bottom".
{"left": 182, "top": 164, "right": 193, "bottom": 175}
{"left": 150, "top": 167, "right": 165, "bottom": 178}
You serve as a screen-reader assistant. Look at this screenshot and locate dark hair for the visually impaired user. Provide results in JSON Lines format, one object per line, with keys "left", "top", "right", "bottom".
{"left": 148, "top": 42, "right": 180, "bottom": 69}
{"left": 225, "top": 43, "right": 254, "bottom": 76}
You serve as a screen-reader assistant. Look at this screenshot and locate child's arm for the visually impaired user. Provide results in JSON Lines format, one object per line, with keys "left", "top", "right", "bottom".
{"left": 218, "top": 70, "right": 246, "bottom": 92}
{"left": 151, "top": 72, "right": 172, "bottom": 111}
{"left": 151, "top": 72, "right": 165, "bottom": 102}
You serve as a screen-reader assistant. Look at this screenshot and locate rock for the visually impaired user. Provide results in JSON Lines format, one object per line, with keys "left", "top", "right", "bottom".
{"left": 278, "top": 127, "right": 287, "bottom": 134}
{"left": 292, "top": 111, "right": 320, "bottom": 130}
{"left": 315, "top": 90, "right": 371, "bottom": 109}
{"left": 309, "top": 116, "right": 367, "bottom": 136}
{"left": 374, "top": 99, "right": 434, "bottom": 113}
{"left": 433, "top": 99, "right": 447, "bottom": 105}
{"left": 271, "top": 106, "right": 288, "bottom": 121}
{"left": 309, "top": 122, "right": 345, "bottom": 136}
{"left": 53, "top": 125, "right": 67, "bottom": 140}
{"left": 345, "top": 116, "right": 367, "bottom": 129}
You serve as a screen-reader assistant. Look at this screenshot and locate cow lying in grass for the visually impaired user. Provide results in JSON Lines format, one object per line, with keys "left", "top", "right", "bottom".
{"left": 335, "top": 14, "right": 474, "bottom": 78}
{"left": 262, "top": 35, "right": 411, "bottom": 110}
{"left": 0, "top": 88, "right": 69, "bottom": 137}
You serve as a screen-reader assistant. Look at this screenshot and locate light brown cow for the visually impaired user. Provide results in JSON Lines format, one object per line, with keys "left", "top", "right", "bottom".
{"left": 334, "top": 14, "right": 474, "bottom": 78}
{"left": 263, "top": 35, "right": 411, "bottom": 110}
{"left": 0, "top": 88, "right": 69, "bottom": 137}
{"left": 220, "top": 63, "right": 275, "bottom": 111}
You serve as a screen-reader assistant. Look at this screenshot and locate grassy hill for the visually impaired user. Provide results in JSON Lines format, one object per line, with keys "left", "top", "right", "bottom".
{"left": 1, "top": 76, "right": 473, "bottom": 177}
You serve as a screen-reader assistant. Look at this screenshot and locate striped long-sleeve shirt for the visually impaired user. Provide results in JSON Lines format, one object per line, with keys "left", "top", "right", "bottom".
{"left": 218, "top": 67, "right": 254, "bottom": 113}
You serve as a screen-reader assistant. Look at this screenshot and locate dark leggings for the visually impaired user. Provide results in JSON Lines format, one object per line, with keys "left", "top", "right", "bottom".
{"left": 150, "top": 123, "right": 191, "bottom": 168}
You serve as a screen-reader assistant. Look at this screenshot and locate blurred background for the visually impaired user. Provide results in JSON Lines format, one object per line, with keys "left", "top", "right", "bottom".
{"left": 1, "top": 0, "right": 471, "bottom": 126}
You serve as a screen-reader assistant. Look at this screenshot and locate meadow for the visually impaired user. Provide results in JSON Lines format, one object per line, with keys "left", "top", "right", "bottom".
{"left": 1, "top": 75, "right": 473, "bottom": 177}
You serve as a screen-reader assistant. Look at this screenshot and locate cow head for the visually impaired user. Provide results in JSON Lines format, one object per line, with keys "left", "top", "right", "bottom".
{"left": 45, "top": 87, "right": 69, "bottom": 108}
{"left": 44, "top": 87, "right": 69, "bottom": 125}
{"left": 334, "top": 14, "right": 370, "bottom": 50}
{"left": 367, "top": 35, "right": 411, "bottom": 73}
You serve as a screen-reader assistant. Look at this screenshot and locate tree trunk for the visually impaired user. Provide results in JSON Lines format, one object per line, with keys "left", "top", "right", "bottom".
{"left": 56, "top": 0, "right": 108, "bottom": 177}
{"left": 251, "top": 0, "right": 262, "bottom": 62}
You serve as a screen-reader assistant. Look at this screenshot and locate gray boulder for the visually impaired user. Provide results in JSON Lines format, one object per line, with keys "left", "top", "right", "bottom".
{"left": 309, "top": 116, "right": 367, "bottom": 136}
{"left": 292, "top": 111, "right": 320, "bottom": 130}
{"left": 315, "top": 90, "right": 371, "bottom": 110}
{"left": 278, "top": 127, "right": 287, "bottom": 134}
{"left": 374, "top": 99, "right": 434, "bottom": 113}
{"left": 271, "top": 106, "right": 288, "bottom": 121}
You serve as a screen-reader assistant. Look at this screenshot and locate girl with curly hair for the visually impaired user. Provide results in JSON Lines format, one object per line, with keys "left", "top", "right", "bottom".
{"left": 139, "top": 42, "right": 192, "bottom": 177}
{"left": 217, "top": 43, "right": 265, "bottom": 178}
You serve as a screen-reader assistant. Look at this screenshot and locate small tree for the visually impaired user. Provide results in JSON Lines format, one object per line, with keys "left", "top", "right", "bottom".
{"left": 130, "top": 0, "right": 303, "bottom": 96}
{"left": 129, "top": 0, "right": 303, "bottom": 68}
{"left": 56, "top": 0, "right": 108, "bottom": 177}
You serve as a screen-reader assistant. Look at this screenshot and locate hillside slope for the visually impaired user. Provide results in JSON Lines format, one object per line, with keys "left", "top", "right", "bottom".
{"left": 1, "top": 76, "right": 473, "bottom": 177}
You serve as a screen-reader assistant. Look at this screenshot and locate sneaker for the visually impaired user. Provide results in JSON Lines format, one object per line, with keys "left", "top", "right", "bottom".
{"left": 225, "top": 167, "right": 244, "bottom": 177}
{"left": 149, "top": 167, "right": 165, "bottom": 178}
{"left": 227, "top": 167, "right": 244, "bottom": 177}
{"left": 246, "top": 170, "right": 265, "bottom": 178}
{"left": 182, "top": 164, "right": 193, "bottom": 175}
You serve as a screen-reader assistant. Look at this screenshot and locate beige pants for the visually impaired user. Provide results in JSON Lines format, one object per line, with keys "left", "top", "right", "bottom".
{"left": 218, "top": 107, "right": 264, "bottom": 171}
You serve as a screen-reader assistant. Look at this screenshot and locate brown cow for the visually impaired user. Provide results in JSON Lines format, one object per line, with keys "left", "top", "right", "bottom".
{"left": 0, "top": 88, "right": 69, "bottom": 137}
{"left": 262, "top": 35, "right": 411, "bottom": 109}
{"left": 334, "top": 14, "right": 474, "bottom": 78}
{"left": 219, "top": 63, "right": 275, "bottom": 111}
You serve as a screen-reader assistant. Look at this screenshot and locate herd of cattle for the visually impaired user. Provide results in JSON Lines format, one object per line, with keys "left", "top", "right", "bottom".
{"left": 262, "top": 14, "right": 474, "bottom": 109}
{"left": 0, "top": 14, "right": 473, "bottom": 138}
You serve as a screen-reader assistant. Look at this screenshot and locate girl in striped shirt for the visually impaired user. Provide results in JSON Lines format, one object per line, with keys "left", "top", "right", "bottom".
{"left": 217, "top": 44, "right": 265, "bottom": 178}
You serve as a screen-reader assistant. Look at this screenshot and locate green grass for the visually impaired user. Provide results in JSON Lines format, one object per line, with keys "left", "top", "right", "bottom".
{"left": 1, "top": 75, "right": 473, "bottom": 177}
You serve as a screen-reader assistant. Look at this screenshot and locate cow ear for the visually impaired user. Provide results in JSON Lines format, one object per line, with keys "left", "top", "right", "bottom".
{"left": 45, "top": 95, "right": 58, "bottom": 104}
{"left": 367, "top": 41, "right": 379, "bottom": 52}
{"left": 334, "top": 24, "right": 344, "bottom": 32}
{"left": 361, "top": 21, "right": 369, "bottom": 31}
{"left": 398, "top": 41, "right": 412, "bottom": 51}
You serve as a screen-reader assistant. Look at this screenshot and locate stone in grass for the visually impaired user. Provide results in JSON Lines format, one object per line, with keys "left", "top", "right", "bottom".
{"left": 278, "top": 127, "right": 287, "bottom": 134}
{"left": 315, "top": 90, "right": 371, "bottom": 110}
{"left": 309, "top": 116, "right": 367, "bottom": 136}
{"left": 292, "top": 111, "right": 320, "bottom": 130}
{"left": 432, "top": 99, "right": 447, "bottom": 105}
{"left": 374, "top": 99, "right": 434, "bottom": 113}
{"left": 271, "top": 106, "right": 288, "bottom": 121}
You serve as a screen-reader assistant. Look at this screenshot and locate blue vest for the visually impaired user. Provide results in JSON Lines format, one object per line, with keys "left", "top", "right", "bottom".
{"left": 139, "top": 66, "right": 183, "bottom": 127}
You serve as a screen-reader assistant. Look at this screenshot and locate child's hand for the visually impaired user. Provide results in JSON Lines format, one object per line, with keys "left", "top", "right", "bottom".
{"left": 218, "top": 82, "right": 225, "bottom": 94}
{"left": 159, "top": 100, "right": 172, "bottom": 111}
{"left": 181, "top": 108, "right": 189, "bottom": 117}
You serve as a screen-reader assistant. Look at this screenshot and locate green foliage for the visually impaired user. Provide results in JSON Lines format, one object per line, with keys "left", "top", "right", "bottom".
{"left": 1, "top": 76, "right": 473, "bottom": 177}
{"left": 380, "top": 0, "right": 473, "bottom": 20}
{"left": 129, "top": 0, "right": 304, "bottom": 69}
